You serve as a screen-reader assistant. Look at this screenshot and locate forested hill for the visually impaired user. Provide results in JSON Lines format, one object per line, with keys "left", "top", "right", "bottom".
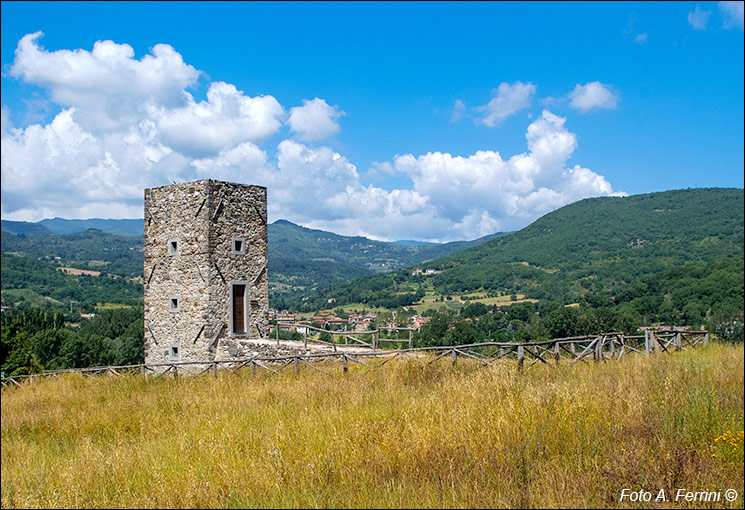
{"left": 430, "top": 187, "right": 744, "bottom": 292}
{"left": 1, "top": 228, "right": 143, "bottom": 278}
{"left": 437, "top": 187, "right": 743, "bottom": 270}
{"left": 288, "top": 188, "right": 744, "bottom": 311}
{"left": 268, "top": 219, "right": 503, "bottom": 288}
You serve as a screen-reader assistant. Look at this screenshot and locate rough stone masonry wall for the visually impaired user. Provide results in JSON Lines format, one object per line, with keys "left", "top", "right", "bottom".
{"left": 214, "top": 340, "right": 311, "bottom": 361}
{"left": 144, "top": 180, "right": 268, "bottom": 365}
{"left": 206, "top": 181, "right": 269, "bottom": 355}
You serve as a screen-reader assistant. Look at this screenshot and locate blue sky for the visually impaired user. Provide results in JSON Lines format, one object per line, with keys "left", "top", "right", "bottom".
{"left": 1, "top": 1, "right": 743, "bottom": 241}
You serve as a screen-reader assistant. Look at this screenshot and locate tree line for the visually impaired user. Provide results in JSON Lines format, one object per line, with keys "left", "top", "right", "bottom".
{"left": 1, "top": 307, "right": 143, "bottom": 376}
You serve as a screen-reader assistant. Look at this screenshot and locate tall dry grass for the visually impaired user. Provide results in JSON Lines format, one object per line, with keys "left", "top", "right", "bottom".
{"left": 2, "top": 343, "right": 743, "bottom": 508}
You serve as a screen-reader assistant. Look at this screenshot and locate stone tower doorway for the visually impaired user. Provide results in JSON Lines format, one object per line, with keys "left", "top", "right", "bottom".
{"left": 232, "top": 283, "right": 247, "bottom": 334}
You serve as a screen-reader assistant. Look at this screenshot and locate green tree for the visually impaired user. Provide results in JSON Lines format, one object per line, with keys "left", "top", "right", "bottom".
{"left": 445, "top": 320, "right": 480, "bottom": 345}
{"left": 31, "top": 328, "right": 73, "bottom": 369}
{"left": 417, "top": 313, "right": 453, "bottom": 347}
{"left": 544, "top": 307, "right": 580, "bottom": 338}
{"left": 60, "top": 333, "right": 114, "bottom": 369}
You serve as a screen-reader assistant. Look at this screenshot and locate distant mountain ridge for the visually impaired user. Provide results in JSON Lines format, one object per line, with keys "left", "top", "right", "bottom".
{"left": 40, "top": 218, "right": 144, "bottom": 237}
{"left": 0, "top": 220, "right": 54, "bottom": 236}
{"left": 393, "top": 240, "right": 438, "bottom": 247}
{"left": 1, "top": 218, "right": 144, "bottom": 237}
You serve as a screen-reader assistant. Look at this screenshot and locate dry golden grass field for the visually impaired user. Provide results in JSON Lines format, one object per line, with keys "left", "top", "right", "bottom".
{"left": 1, "top": 342, "right": 743, "bottom": 508}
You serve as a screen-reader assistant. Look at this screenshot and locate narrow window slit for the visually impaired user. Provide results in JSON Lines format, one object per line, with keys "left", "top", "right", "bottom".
{"left": 169, "top": 345, "right": 181, "bottom": 361}
{"left": 232, "top": 237, "right": 246, "bottom": 254}
{"left": 168, "top": 239, "right": 179, "bottom": 256}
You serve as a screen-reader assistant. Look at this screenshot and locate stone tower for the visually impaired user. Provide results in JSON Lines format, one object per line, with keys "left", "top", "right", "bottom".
{"left": 143, "top": 180, "right": 268, "bottom": 365}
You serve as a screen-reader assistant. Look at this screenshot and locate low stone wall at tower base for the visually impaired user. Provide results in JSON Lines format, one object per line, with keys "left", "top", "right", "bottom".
{"left": 140, "top": 338, "right": 372, "bottom": 376}
{"left": 213, "top": 338, "right": 369, "bottom": 362}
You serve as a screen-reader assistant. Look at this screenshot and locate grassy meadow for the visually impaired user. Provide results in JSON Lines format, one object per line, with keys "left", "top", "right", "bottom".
{"left": 2, "top": 343, "right": 743, "bottom": 509}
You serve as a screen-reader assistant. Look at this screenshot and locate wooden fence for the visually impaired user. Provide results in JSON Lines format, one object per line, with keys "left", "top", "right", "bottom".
{"left": 1, "top": 329, "right": 710, "bottom": 387}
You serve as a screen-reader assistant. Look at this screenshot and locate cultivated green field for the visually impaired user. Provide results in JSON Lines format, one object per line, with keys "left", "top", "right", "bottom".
{"left": 2, "top": 343, "right": 743, "bottom": 508}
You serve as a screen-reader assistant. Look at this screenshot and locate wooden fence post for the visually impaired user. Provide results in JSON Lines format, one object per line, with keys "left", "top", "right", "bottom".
{"left": 294, "top": 356, "right": 299, "bottom": 374}
{"left": 594, "top": 336, "right": 603, "bottom": 363}
{"left": 342, "top": 355, "right": 348, "bottom": 373}
{"left": 212, "top": 362, "right": 218, "bottom": 377}
{"left": 408, "top": 329, "right": 413, "bottom": 350}
{"left": 451, "top": 349, "right": 457, "bottom": 367}
{"left": 517, "top": 345, "right": 524, "bottom": 373}
{"left": 554, "top": 342, "right": 560, "bottom": 364}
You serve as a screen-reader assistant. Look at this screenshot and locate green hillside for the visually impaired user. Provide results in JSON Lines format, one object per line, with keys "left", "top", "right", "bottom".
{"left": 430, "top": 188, "right": 743, "bottom": 295}
{"left": 1, "top": 229, "right": 143, "bottom": 278}
{"left": 287, "top": 188, "right": 744, "bottom": 311}
{"left": 1, "top": 253, "right": 143, "bottom": 312}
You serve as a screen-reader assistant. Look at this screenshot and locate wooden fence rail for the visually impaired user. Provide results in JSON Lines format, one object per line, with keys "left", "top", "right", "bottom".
{"left": 1, "top": 329, "right": 710, "bottom": 387}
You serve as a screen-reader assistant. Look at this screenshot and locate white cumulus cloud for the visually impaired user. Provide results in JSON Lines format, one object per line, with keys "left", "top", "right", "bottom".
{"left": 568, "top": 82, "right": 619, "bottom": 113}
{"left": 688, "top": 6, "right": 712, "bottom": 30}
{"left": 374, "top": 110, "right": 624, "bottom": 239}
{"left": 9, "top": 32, "right": 200, "bottom": 133}
{"left": 451, "top": 99, "right": 466, "bottom": 122}
{"left": 720, "top": 1, "right": 745, "bottom": 29}
{"left": 1, "top": 109, "right": 149, "bottom": 220}
{"left": 1, "top": 33, "right": 291, "bottom": 220}
{"left": 150, "top": 82, "right": 284, "bottom": 158}
{"left": 474, "top": 81, "right": 536, "bottom": 127}
{"left": 288, "top": 98, "right": 345, "bottom": 142}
